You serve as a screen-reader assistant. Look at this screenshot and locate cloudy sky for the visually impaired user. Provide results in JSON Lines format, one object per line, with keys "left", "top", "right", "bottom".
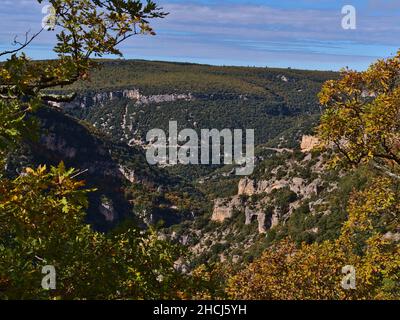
{"left": 0, "top": 0, "right": 399, "bottom": 70}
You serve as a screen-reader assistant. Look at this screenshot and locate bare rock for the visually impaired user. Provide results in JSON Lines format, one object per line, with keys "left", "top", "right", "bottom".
{"left": 290, "top": 177, "right": 306, "bottom": 195}
{"left": 118, "top": 165, "right": 136, "bottom": 183}
{"left": 301, "top": 135, "right": 320, "bottom": 153}
{"left": 245, "top": 207, "right": 267, "bottom": 234}
{"left": 270, "top": 211, "right": 279, "bottom": 229}
{"left": 238, "top": 178, "right": 256, "bottom": 196}
{"left": 211, "top": 198, "right": 235, "bottom": 222}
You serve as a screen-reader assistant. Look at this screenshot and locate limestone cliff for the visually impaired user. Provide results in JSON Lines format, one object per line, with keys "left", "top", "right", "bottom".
{"left": 300, "top": 135, "right": 320, "bottom": 153}
{"left": 55, "top": 89, "right": 193, "bottom": 110}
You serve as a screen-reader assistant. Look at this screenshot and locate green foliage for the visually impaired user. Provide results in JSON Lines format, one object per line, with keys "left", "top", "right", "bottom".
{"left": 63, "top": 60, "right": 336, "bottom": 95}
{"left": 0, "top": 164, "right": 187, "bottom": 299}
{"left": 0, "top": 99, "right": 34, "bottom": 155}
{"left": 318, "top": 51, "right": 400, "bottom": 179}
{"left": 272, "top": 187, "right": 298, "bottom": 210}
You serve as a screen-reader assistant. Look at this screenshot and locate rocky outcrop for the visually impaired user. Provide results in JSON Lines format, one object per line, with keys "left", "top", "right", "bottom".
{"left": 118, "top": 166, "right": 136, "bottom": 183}
{"left": 304, "top": 178, "right": 322, "bottom": 197}
{"left": 277, "top": 75, "right": 289, "bottom": 82}
{"left": 289, "top": 177, "right": 322, "bottom": 198}
{"left": 211, "top": 203, "right": 233, "bottom": 222}
{"left": 301, "top": 135, "right": 320, "bottom": 153}
{"left": 215, "top": 171, "right": 324, "bottom": 234}
{"left": 135, "top": 92, "right": 193, "bottom": 105}
{"left": 212, "top": 196, "right": 272, "bottom": 234}
{"left": 211, "top": 197, "right": 241, "bottom": 222}
{"left": 245, "top": 207, "right": 267, "bottom": 234}
{"left": 238, "top": 178, "right": 256, "bottom": 196}
{"left": 238, "top": 177, "right": 320, "bottom": 198}
{"left": 238, "top": 178, "right": 284, "bottom": 196}
{"left": 58, "top": 89, "right": 193, "bottom": 110}
{"left": 290, "top": 177, "right": 305, "bottom": 194}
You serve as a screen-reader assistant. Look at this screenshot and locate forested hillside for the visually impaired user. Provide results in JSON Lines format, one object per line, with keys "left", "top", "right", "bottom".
{"left": 56, "top": 60, "right": 337, "bottom": 180}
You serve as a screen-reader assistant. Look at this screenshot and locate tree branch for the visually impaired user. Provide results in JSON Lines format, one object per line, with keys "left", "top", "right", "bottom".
{"left": 0, "top": 29, "right": 44, "bottom": 57}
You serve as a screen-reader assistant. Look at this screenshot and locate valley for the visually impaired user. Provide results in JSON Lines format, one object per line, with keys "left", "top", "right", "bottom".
{"left": 30, "top": 60, "right": 374, "bottom": 268}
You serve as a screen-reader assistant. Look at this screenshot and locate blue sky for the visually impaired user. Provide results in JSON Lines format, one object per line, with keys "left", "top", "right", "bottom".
{"left": 0, "top": 0, "right": 399, "bottom": 70}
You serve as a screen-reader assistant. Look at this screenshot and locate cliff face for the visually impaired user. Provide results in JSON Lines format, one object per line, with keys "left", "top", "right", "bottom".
{"left": 301, "top": 135, "right": 320, "bottom": 153}
{"left": 245, "top": 207, "right": 269, "bottom": 234}
{"left": 211, "top": 197, "right": 242, "bottom": 222}
{"left": 51, "top": 89, "right": 193, "bottom": 110}
{"left": 211, "top": 137, "right": 328, "bottom": 234}
{"left": 168, "top": 129, "right": 357, "bottom": 268}
{"left": 238, "top": 176, "right": 321, "bottom": 198}
{"left": 238, "top": 178, "right": 257, "bottom": 196}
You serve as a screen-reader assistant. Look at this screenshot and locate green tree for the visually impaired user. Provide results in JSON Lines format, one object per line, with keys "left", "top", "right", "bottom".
{"left": 0, "top": 1, "right": 196, "bottom": 300}
{"left": 317, "top": 52, "right": 400, "bottom": 180}
{"left": 0, "top": 163, "right": 187, "bottom": 299}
